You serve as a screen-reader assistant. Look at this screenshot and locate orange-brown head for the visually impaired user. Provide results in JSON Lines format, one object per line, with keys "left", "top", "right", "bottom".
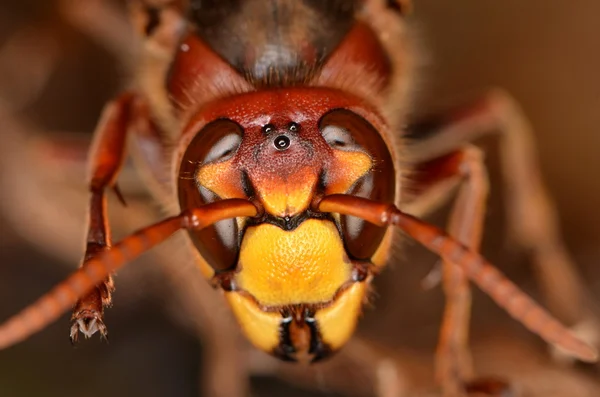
{"left": 176, "top": 86, "right": 396, "bottom": 361}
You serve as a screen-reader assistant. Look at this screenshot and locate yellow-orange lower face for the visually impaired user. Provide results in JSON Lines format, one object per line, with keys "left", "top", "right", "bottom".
{"left": 225, "top": 291, "right": 281, "bottom": 353}
{"left": 314, "top": 282, "right": 368, "bottom": 351}
{"left": 218, "top": 218, "right": 371, "bottom": 362}
{"left": 224, "top": 281, "right": 369, "bottom": 362}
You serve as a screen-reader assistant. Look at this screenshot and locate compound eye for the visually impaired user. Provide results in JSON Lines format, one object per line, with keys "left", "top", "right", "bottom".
{"left": 178, "top": 119, "right": 244, "bottom": 272}
{"left": 319, "top": 109, "right": 395, "bottom": 260}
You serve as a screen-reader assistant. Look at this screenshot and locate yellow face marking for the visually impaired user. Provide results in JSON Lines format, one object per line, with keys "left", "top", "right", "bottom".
{"left": 225, "top": 291, "right": 281, "bottom": 352}
{"left": 236, "top": 219, "right": 352, "bottom": 306}
{"left": 252, "top": 167, "right": 319, "bottom": 216}
{"left": 326, "top": 150, "right": 372, "bottom": 194}
{"left": 196, "top": 160, "right": 244, "bottom": 199}
{"left": 314, "top": 282, "right": 367, "bottom": 350}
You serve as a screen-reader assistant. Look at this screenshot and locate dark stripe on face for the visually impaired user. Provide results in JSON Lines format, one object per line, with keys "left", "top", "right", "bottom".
{"left": 245, "top": 210, "right": 333, "bottom": 232}
{"left": 307, "top": 317, "right": 334, "bottom": 362}
{"left": 273, "top": 316, "right": 296, "bottom": 361}
{"left": 272, "top": 308, "right": 334, "bottom": 362}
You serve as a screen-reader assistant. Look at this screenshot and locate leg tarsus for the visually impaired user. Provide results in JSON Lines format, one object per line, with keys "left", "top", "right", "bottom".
{"left": 70, "top": 306, "right": 108, "bottom": 343}
{"left": 70, "top": 92, "right": 135, "bottom": 343}
{"left": 70, "top": 243, "right": 115, "bottom": 344}
{"left": 434, "top": 146, "right": 488, "bottom": 397}
{"left": 70, "top": 281, "right": 111, "bottom": 343}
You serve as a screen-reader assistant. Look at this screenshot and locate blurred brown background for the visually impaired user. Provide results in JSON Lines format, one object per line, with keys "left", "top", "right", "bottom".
{"left": 0, "top": 1, "right": 599, "bottom": 396}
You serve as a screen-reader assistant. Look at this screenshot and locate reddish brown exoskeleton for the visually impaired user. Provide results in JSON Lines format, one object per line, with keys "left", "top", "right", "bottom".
{"left": 0, "top": 1, "right": 598, "bottom": 396}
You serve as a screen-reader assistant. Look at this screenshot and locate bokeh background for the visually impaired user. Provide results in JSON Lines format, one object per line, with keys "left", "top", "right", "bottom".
{"left": 0, "top": 1, "right": 598, "bottom": 396}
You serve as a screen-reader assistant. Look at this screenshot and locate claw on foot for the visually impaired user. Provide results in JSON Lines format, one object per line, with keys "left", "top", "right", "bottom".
{"left": 69, "top": 281, "right": 113, "bottom": 344}
{"left": 70, "top": 310, "right": 108, "bottom": 344}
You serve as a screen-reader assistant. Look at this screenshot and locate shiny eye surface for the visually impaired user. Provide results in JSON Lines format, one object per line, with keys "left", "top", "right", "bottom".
{"left": 273, "top": 135, "right": 291, "bottom": 151}
{"left": 319, "top": 109, "right": 395, "bottom": 260}
{"left": 204, "top": 133, "right": 242, "bottom": 163}
{"left": 343, "top": 173, "right": 374, "bottom": 240}
{"left": 178, "top": 119, "right": 244, "bottom": 272}
{"left": 321, "top": 125, "right": 358, "bottom": 150}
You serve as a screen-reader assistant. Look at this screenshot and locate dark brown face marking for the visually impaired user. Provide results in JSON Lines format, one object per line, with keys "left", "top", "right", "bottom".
{"left": 273, "top": 306, "right": 334, "bottom": 362}
{"left": 273, "top": 316, "right": 296, "bottom": 361}
{"left": 307, "top": 317, "right": 334, "bottom": 363}
{"left": 246, "top": 210, "right": 331, "bottom": 232}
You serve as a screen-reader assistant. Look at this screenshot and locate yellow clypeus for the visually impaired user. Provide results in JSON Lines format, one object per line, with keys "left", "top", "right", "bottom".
{"left": 236, "top": 219, "right": 352, "bottom": 306}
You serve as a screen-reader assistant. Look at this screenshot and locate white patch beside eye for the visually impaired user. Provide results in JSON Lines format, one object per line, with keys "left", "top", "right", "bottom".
{"left": 353, "top": 173, "right": 374, "bottom": 198}
{"left": 214, "top": 219, "right": 236, "bottom": 250}
{"left": 199, "top": 185, "right": 218, "bottom": 203}
{"left": 198, "top": 186, "right": 236, "bottom": 249}
{"left": 345, "top": 215, "right": 363, "bottom": 240}
{"left": 321, "top": 125, "right": 358, "bottom": 150}
{"left": 345, "top": 174, "right": 375, "bottom": 240}
{"left": 204, "top": 133, "right": 242, "bottom": 163}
